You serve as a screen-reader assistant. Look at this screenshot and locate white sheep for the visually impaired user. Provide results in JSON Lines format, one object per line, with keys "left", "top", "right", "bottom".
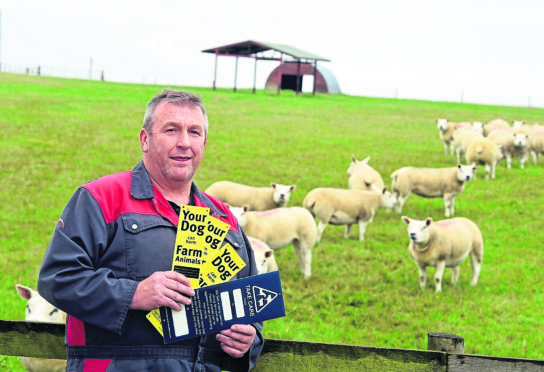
{"left": 472, "top": 121, "right": 484, "bottom": 134}
{"left": 16, "top": 284, "right": 66, "bottom": 372}
{"left": 528, "top": 125, "right": 544, "bottom": 164}
{"left": 483, "top": 118, "right": 509, "bottom": 136}
{"left": 205, "top": 181, "right": 296, "bottom": 211}
{"left": 347, "top": 155, "right": 385, "bottom": 192}
{"left": 487, "top": 128, "right": 529, "bottom": 168}
{"left": 391, "top": 164, "right": 476, "bottom": 217}
{"left": 436, "top": 119, "right": 456, "bottom": 155}
{"left": 248, "top": 236, "right": 279, "bottom": 274}
{"left": 401, "top": 216, "right": 484, "bottom": 292}
{"left": 231, "top": 206, "right": 317, "bottom": 279}
{"left": 511, "top": 120, "right": 526, "bottom": 129}
{"left": 452, "top": 127, "right": 484, "bottom": 163}
{"left": 465, "top": 137, "right": 503, "bottom": 180}
{"left": 303, "top": 187, "right": 396, "bottom": 242}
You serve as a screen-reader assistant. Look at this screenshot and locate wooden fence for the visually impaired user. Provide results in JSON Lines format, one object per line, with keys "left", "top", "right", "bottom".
{"left": 1, "top": 319, "right": 543, "bottom": 371}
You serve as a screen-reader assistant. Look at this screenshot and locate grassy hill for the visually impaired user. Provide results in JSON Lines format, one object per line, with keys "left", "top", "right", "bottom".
{"left": 1, "top": 72, "right": 543, "bottom": 370}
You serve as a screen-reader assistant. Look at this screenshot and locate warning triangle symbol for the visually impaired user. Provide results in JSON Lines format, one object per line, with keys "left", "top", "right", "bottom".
{"left": 252, "top": 285, "right": 279, "bottom": 313}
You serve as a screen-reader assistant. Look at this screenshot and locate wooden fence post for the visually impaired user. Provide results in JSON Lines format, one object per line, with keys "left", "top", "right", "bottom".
{"left": 427, "top": 332, "right": 464, "bottom": 354}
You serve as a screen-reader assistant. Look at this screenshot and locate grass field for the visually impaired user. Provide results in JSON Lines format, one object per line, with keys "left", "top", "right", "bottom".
{"left": 1, "top": 72, "right": 543, "bottom": 370}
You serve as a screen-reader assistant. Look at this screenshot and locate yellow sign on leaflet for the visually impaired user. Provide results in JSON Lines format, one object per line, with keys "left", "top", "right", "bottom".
{"left": 199, "top": 242, "right": 246, "bottom": 287}
{"left": 172, "top": 205, "right": 211, "bottom": 288}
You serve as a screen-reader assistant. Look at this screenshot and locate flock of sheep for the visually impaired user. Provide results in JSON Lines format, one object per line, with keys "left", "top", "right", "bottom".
{"left": 207, "top": 117, "right": 544, "bottom": 293}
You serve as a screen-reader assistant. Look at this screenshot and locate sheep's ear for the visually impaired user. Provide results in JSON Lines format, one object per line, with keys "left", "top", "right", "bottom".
{"left": 290, "top": 185, "right": 296, "bottom": 191}
{"left": 457, "top": 164, "right": 461, "bottom": 169}
{"left": 243, "top": 205, "right": 249, "bottom": 212}
{"left": 271, "top": 183, "right": 277, "bottom": 189}
{"left": 401, "top": 216, "right": 410, "bottom": 225}
{"left": 16, "top": 284, "right": 32, "bottom": 300}
{"left": 382, "top": 187, "right": 387, "bottom": 194}
{"left": 351, "top": 155, "right": 357, "bottom": 163}
{"left": 426, "top": 218, "right": 433, "bottom": 226}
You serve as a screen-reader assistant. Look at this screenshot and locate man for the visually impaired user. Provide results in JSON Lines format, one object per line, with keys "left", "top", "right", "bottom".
{"left": 38, "top": 89, "right": 263, "bottom": 371}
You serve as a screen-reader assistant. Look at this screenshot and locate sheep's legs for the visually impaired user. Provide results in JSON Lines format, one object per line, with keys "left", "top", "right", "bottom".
{"left": 520, "top": 153, "right": 528, "bottom": 169}
{"left": 531, "top": 150, "right": 538, "bottom": 164}
{"left": 506, "top": 154, "right": 512, "bottom": 169}
{"left": 395, "top": 194, "right": 408, "bottom": 214}
{"left": 293, "top": 241, "right": 312, "bottom": 279}
{"left": 416, "top": 262, "right": 427, "bottom": 289}
{"left": 451, "top": 266, "right": 460, "bottom": 284}
{"left": 344, "top": 224, "right": 352, "bottom": 238}
{"left": 470, "top": 251, "right": 482, "bottom": 286}
{"left": 434, "top": 261, "right": 446, "bottom": 292}
{"left": 316, "top": 221, "right": 328, "bottom": 242}
{"left": 357, "top": 220, "right": 369, "bottom": 241}
{"left": 443, "top": 194, "right": 455, "bottom": 217}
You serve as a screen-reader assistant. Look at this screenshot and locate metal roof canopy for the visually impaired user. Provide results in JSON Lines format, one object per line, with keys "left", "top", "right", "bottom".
{"left": 202, "top": 40, "right": 330, "bottom": 95}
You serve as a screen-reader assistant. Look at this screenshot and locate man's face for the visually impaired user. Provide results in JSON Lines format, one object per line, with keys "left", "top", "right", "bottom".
{"left": 140, "top": 102, "right": 206, "bottom": 188}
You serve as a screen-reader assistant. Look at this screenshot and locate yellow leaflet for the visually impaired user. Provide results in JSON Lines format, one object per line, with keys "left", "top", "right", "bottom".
{"left": 148, "top": 205, "right": 233, "bottom": 334}
{"left": 199, "top": 243, "right": 246, "bottom": 287}
{"left": 172, "top": 205, "right": 210, "bottom": 288}
{"left": 146, "top": 309, "right": 163, "bottom": 336}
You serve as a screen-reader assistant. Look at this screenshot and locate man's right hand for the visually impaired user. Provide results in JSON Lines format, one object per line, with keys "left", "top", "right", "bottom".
{"left": 130, "top": 271, "right": 195, "bottom": 311}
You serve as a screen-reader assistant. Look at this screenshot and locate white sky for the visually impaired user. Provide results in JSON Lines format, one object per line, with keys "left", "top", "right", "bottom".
{"left": 1, "top": 0, "right": 544, "bottom": 108}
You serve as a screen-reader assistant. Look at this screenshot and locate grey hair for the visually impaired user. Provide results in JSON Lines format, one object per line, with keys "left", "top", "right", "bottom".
{"left": 143, "top": 89, "right": 208, "bottom": 136}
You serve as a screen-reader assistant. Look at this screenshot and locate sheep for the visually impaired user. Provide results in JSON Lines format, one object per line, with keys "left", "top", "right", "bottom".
{"left": 401, "top": 216, "right": 484, "bottom": 292}
{"left": 347, "top": 155, "right": 385, "bottom": 192}
{"left": 205, "top": 181, "right": 296, "bottom": 211}
{"left": 303, "top": 187, "right": 396, "bottom": 242}
{"left": 437, "top": 118, "right": 456, "bottom": 155}
{"left": 465, "top": 137, "right": 503, "bottom": 180}
{"left": 230, "top": 206, "right": 317, "bottom": 279}
{"left": 528, "top": 125, "right": 544, "bottom": 164}
{"left": 472, "top": 121, "right": 484, "bottom": 134}
{"left": 512, "top": 120, "right": 526, "bottom": 129}
{"left": 452, "top": 127, "right": 484, "bottom": 163}
{"left": 16, "top": 284, "right": 66, "bottom": 372}
{"left": 391, "top": 164, "right": 476, "bottom": 217}
{"left": 483, "top": 118, "right": 509, "bottom": 136}
{"left": 487, "top": 128, "right": 529, "bottom": 168}
{"left": 248, "top": 236, "right": 279, "bottom": 274}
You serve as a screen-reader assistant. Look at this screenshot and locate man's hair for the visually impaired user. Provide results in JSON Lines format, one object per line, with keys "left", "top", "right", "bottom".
{"left": 143, "top": 89, "right": 208, "bottom": 136}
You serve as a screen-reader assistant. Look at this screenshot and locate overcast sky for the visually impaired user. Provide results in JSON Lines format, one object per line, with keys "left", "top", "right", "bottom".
{"left": 2, "top": 0, "right": 544, "bottom": 108}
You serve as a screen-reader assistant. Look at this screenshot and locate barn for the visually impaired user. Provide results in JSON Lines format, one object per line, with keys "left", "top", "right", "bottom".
{"left": 202, "top": 40, "right": 340, "bottom": 95}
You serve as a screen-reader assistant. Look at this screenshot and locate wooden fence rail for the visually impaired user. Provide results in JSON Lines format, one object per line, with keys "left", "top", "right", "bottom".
{"left": 1, "top": 320, "right": 543, "bottom": 371}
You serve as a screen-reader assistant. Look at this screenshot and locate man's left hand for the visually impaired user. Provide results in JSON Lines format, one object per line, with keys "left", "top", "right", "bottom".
{"left": 216, "top": 324, "right": 256, "bottom": 358}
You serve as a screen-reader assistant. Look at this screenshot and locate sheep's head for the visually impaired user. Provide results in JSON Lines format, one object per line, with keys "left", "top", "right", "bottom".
{"left": 513, "top": 133, "right": 528, "bottom": 148}
{"left": 347, "top": 156, "right": 372, "bottom": 176}
{"left": 229, "top": 205, "right": 248, "bottom": 227}
{"left": 472, "top": 122, "right": 484, "bottom": 134}
{"left": 456, "top": 164, "right": 476, "bottom": 182}
{"left": 380, "top": 187, "right": 397, "bottom": 210}
{"left": 271, "top": 183, "right": 296, "bottom": 206}
{"left": 402, "top": 216, "right": 431, "bottom": 244}
{"left": 437, "top": 118, "right": 448, "bottom": 131}
{"left": 16, "top": 284, "right": 65, "bottom": 323}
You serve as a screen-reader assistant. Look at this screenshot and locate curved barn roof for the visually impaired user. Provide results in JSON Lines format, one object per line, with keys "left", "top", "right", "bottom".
{"left": 202, "top": 40, "right": 330, "bottom": 62}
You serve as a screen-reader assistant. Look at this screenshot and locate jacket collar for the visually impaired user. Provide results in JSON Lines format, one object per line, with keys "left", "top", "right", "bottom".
{"left": 130, "top": 161, "right": 228, "bottom": 219}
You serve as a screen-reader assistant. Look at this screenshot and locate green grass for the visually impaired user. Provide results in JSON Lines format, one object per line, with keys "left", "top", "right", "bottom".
{"left": 1, "top": 72, "right": 543, "bottom": 370}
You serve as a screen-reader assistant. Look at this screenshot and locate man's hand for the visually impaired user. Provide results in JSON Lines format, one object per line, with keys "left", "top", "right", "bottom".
{"left": 130, "top": 271, "right": 194, "bottom": 311}
{"left": 216, "top": 324, "right": 256, "bottom": 358}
